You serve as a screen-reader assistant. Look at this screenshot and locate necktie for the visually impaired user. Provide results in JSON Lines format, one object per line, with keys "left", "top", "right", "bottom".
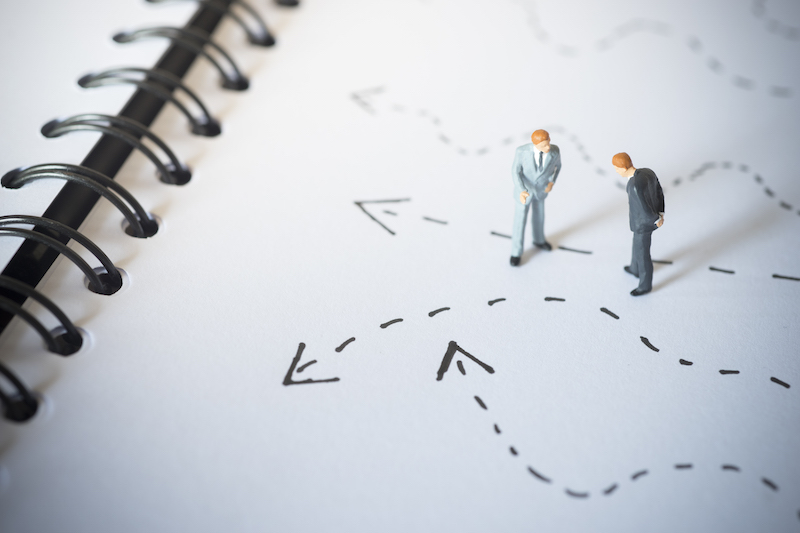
{"left": 538, "top": 151, "right": 543, "bottom": 171}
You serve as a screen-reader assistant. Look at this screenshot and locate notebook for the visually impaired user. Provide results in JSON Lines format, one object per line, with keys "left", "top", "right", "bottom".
{"left": 1, "top": 0, "right": 798, "bottom": 531}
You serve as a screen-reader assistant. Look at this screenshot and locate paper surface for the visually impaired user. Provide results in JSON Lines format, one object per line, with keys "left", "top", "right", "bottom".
{"left": 0, "top": 0, "right": 798, "bottom": 531}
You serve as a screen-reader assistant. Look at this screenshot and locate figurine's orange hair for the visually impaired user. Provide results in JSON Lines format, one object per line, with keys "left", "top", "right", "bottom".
{"left": 612, "top": 152, "right": 633, "bottom": 169}
{"left": 531, "top": 129, "right": 550, "bottom": 144}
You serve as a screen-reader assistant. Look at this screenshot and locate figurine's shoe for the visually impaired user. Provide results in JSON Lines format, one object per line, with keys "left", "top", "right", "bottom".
{"left": 533, "top": 241, "right": 552, "bottom": 251}
{"left": 630, "top": 287, "right": 651, "bottom": 296}
{"left": 624, "top": 266, "right": 639, "bottom": 278}
{"left": 510, "top": 256, "right": 520, "bottom": 266}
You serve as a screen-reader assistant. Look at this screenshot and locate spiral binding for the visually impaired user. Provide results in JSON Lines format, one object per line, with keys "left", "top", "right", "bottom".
{"left": 0, "top": 0, "right": 299, "bottom": 422}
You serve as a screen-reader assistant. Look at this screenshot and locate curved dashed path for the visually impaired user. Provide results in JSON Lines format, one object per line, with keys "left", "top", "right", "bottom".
{"left": 352, "top": 93, "right": 800, "bottom": 219}
{"left": 752, "top": 0, "right": 800, "bottom": 42}
{"left": 470, "top": 393, "right": 798, "bottom": 521}
{"left": 510, "top": 0, "right": 795, "bottom": 98}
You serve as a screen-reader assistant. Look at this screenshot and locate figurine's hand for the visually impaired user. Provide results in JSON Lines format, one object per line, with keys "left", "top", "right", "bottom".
{"left": 656, "top": 214, "right": 664, "bottom": 227}
{"left": 520, "top": 191, "right": 530, "bottom": 204}
{"left": 545, "top": 182, "right": 554, "bottom": 193}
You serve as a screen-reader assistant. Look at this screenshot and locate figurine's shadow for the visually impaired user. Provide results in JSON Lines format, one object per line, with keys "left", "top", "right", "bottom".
{"left": 652, "top": 206, "right": 781, "bottom": 291}
{"left": 547, "top": 197, "right": 625, "bottom": 245}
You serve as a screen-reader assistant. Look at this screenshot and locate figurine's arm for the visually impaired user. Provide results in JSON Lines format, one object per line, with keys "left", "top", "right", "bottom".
{"left": 634, "top": 173, "right": 661, "bottom": 230}
{"left": 512, "top": 149, "right": 529, "bottom": 204}
{"left": 545, "top": 150, "right": 561, "bottom": 193}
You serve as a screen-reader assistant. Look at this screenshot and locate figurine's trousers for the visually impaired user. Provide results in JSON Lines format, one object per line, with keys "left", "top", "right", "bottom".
{"left": 511, "top": 197, "right": 546, "bottom": 257}
{"left": 630, "top": 230, "right": 654, "bottom": 291}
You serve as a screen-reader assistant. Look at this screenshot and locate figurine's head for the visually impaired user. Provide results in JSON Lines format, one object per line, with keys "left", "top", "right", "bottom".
{"left": 531, "top": 129, "right": 551, "bottom": 153}
{"left": 612, "top": 152, "right": 633, "bottom": 176}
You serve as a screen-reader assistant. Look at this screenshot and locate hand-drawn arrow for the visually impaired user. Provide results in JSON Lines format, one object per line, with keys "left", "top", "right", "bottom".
{"left": 354, "top": 198, "right": 411, "bottom": 235}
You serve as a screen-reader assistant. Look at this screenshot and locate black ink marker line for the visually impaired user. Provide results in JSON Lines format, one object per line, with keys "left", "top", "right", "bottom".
{"left": 600, "top": 307, "right": 619, "bottom": 319}
{"left": 423, "top": 216, "right": 447, "bottom": 225}
{"left": 457, "top": 360, "right": 466, "bottom": 375}
{"left": 354, "top": 199, "right": 411, "bottom": 236}
{"left": 557, "top": 246, "right": 592, "bottom": 254}
{"left": 476, "top": 147, "right": 489, "bottom": 155}
{"left": 631, "top": 470, "right": 648, "bottom": 481}
{"left": 771, "top": 377, "right": 790, "bottom": 388}
{"left": 565, "top": 489, "right": 589, "bottom": 498}
{"left": 773, "top": 274, "right": 800, "bottom": 281}
{"left": 780, "top": 202, "right": 792, "bottom": 210}
{"left": 603, "top": 484, "right": 618, "bottom": 495}
{"left": 383, "top": 210, "right": 397, "bottom": 216}
{"left": 494, "top": 424, "right": 501, "bottom": 434}
{"left": 436, "top": 342, "right": 495, "bottom": 381}
{"left": 510, "top": 447, "right": 518, "bottom": 456}
{"left": 474, "top": 396, "right": 487, "bottom": 410}
{"left": 491, "top": 231, "right": 512, "bottom": 239}
{"left": 675, "top": 464, "right": 693, "bottom": 470}
{"left": 528, "top": 467, "right": 552, "bottom": 483}
{"left": 439, "top": 134, "right": 450, "bottom": 144}
{"left": 380, "top": 318, "right": 403, "bottom": 329}
{"left": 335, "top": 337, "right": 355, "bottom": 353}
{"left": 762, "top": 478, "right": 779, "bottom": 491}
{"left": 765, "top": 188, "right": 775, "bottom": 197}
{"left": 296, "top": 360, "right": 317, "bottom": 373}
{"left": 679, "top": 359, "right": 693, "bottom": 365}
{"left": 754, "top": 174, "right": 764, "bottom": 183}
{"left": 719, "top": 370, "right": 740, "bottom": 375}
{"left": 640, "top": 337, "right": 659, "bottom": 352}
{"left": 544, "top": 297, "right": 565, "bottom": 302}
{"left": 709, "top": 266, "right": 735, "bottom": 274}
{"left": 722, "top": 464, "right": 741, "bottom": 472}
{"left": 652, "top": 259, "right": 673, "bottom": 265}
{"left": 282, "top": 343, "right": 341, "bottom": 386}
{"left": 488, "top": 298, "right": 506, "bottom": 306}
{"left": 428, "top": 307, "right": 450, "bottom": 317}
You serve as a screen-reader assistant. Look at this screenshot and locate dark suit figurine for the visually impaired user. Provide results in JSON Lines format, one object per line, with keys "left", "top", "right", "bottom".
{"left": 612, "top": 153, "right": 665, "bottom": 296}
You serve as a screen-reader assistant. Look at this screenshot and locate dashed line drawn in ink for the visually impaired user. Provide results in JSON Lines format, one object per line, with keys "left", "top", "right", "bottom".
{"left": 652, "top": 259, "right": 674, "bottom": 265}
{"left": 544, "top": 297, "right": 565, "bottom": 302}
{"left": 528, "top": 466, "right": 552, "bottom": 483}
{"left": 472, "top": 393, "right": 792, "bottom": 515}
{"left": 773, "top": 274, "right": 800, "bottom": 281}
{"left": 457, "top": 360, "right": 466, "bottom": 375}
{"left": 558, "top": 246, "right": 592, "bottom": 254}
{"left": 600, "top": 307, "right": 619, "bottom": 319}
{"left": 510, "top": 0, "right": 794, "bottom": 98}
{"left": 354, "top": 90, "right": 800, "bottom": 219}
{"left": 350, "top": 86, "right": 385, "bottom": 114}
{"left": 640, "top": 337, "right": 659, "bottom": 352}
{"left": 474, "top": 395, "right": 488, "bottom": 410}
{"left": 423, "top": 216, "right": 447, "bottom": 225}
{"left": 679, "top": 359, "right": 693, "bottom": 366}
{"left": 283, "top": 343, "right": 341, "bottom": 386}
{"left": 335, "top": 337, "right": 355, "bottom": 353}
{"left": 491, "top": 231, "right": 512, "bottom": 239}
{"left": 565, "top": 489, "right": 589, "bottom": 498}
{"left": 763, "top": 478, "right": 779, "bottom": 491}
{"left": 709, "top": 266, "right": 735, "bottom": 274}
{"left": 720, "top": 370, "right": 740, "bottom": 375}
{"left": 771, "top": 377, "right": 790, "bottom": 389}
{"left": 437, "top": 342, "right": 495, "bottom": 381}
{"left": 354, "top": 198, "right": 411, "bottom": 235}
{"left": 751, "top": 0, "right": 800, "bottom": 42}
{"left": 428, "top": 307, "right": 450, "bottom": 317}
{"left": 488, "top": 298, "right": 506, "bottom": 306}
{"left": 383, "top": 210, "right": 397, "bottom": 216}
{"left": 380, "top": 318, "right": 404, "bottom": 329}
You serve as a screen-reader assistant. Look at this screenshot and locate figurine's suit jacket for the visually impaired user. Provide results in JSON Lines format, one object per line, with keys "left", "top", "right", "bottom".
{"left": 626, "top": 168, "right": 665, "bottom": 292}
{"left": 511, "top": 143, "right": 561, "bottom": 202}
{"left": 510, "top": 143, "right": 561, "bottom": 257}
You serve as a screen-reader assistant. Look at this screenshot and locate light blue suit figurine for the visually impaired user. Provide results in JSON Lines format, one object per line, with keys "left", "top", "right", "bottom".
{"left": 510, "top": 129, "right": 561, "bottom": 266}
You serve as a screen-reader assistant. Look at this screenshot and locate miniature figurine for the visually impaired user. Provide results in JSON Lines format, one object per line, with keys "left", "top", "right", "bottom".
{"left": 510, "top": 129, "right": 561, "bottom": 266}
{"left": 612, "top": 153, "right": 665, "bottom": 296}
